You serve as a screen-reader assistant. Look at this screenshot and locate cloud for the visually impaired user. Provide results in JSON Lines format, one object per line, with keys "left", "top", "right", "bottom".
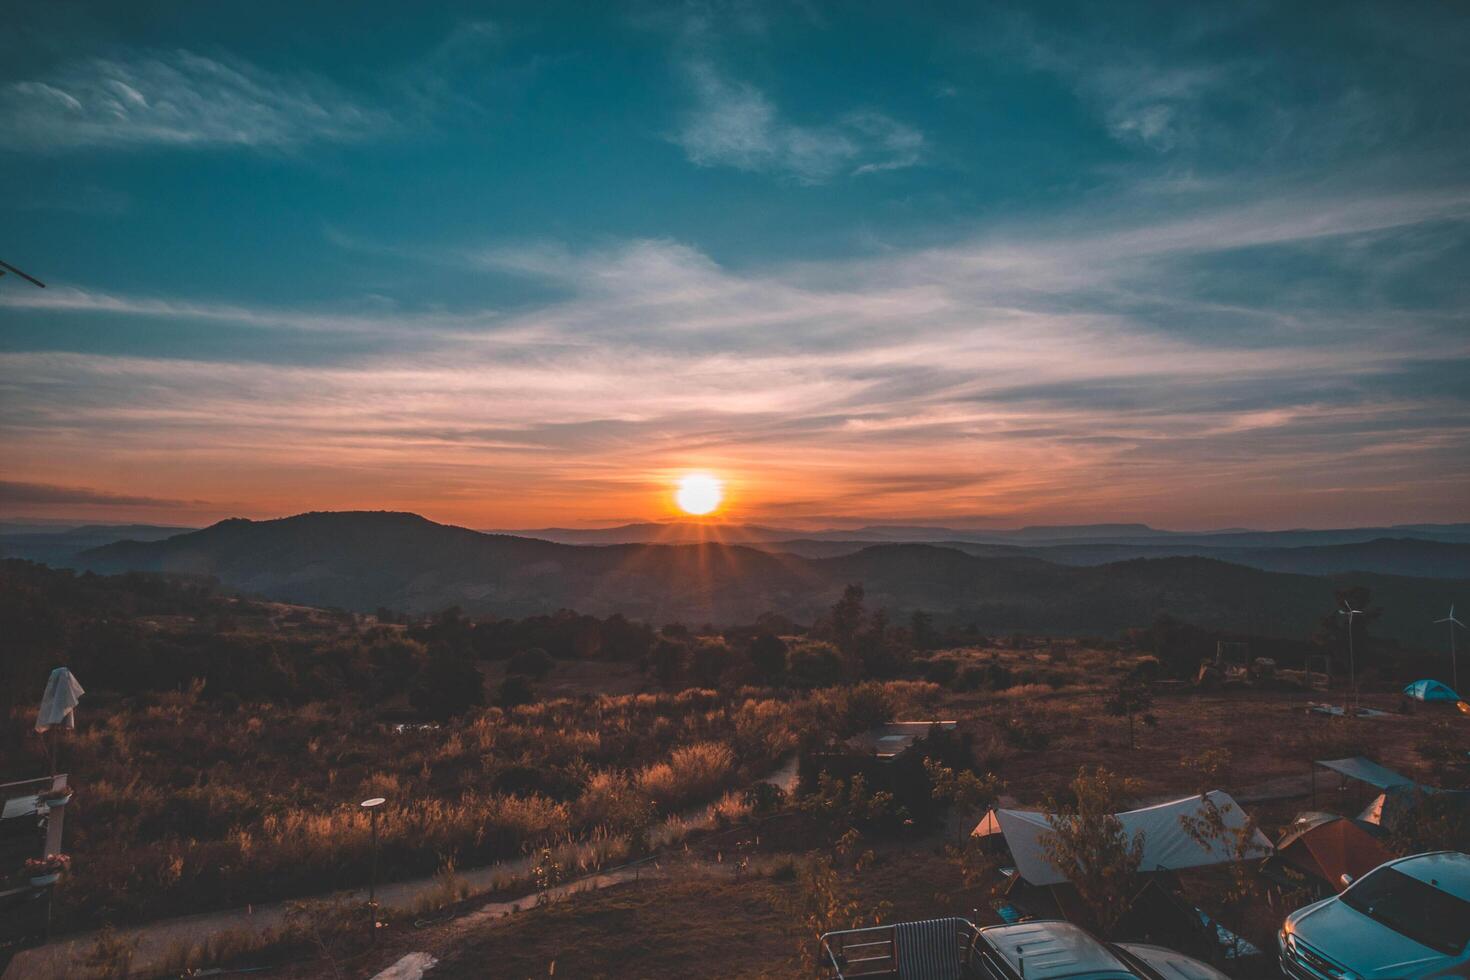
{"left": 673, "top": 60, "right": 923, "bottom": 181}
{"left": 0, "top": 49, "right": 388, "bottom": 150}
{"left": 4, "top": 182, "right": 1467, "bottom": 527}
{"left": 0, "top": 480, "right": 199, "bottom": 508}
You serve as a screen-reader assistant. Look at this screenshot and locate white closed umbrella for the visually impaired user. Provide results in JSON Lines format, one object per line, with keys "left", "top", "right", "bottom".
{"left": 35, "top": 667, "right": 84, "bottom": 733}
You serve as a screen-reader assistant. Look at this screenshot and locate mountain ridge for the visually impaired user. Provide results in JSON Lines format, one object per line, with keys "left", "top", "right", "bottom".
{"left": 74, "top": 511, "right": 1467, "bottom": 652}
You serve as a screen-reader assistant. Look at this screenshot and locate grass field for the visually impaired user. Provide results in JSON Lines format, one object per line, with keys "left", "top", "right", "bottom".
{"left": 273, "top": 661, "right": 1464, "bottom": 980}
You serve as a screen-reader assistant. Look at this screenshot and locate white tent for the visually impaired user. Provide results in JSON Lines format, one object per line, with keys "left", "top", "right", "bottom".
{"left": 35, "top": 667, "right": 84, "bottom": 733}
{"left": 971, "top": 791, "right": 1272, "bottom": 886}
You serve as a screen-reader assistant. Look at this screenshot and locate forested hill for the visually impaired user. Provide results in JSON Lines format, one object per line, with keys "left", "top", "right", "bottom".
{"left": 77, "top": 511, "right": 1465, "bottom": 650}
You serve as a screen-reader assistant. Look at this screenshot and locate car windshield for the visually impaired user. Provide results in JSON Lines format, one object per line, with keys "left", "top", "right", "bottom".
{"left": 1338, "top": 866, "right": 1470, "bottom": 955}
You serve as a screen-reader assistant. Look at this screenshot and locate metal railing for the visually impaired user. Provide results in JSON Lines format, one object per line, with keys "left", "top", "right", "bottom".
{"left": 819, "top": 918, "right": 979, "bottom": 979}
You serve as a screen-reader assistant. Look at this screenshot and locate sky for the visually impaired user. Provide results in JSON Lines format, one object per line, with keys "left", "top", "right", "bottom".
{"left": 1, "top": 1, "right": 1468, "bottom": 531}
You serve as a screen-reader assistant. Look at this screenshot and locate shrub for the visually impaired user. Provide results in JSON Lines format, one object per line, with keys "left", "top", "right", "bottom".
{"left": 832, "top": 683, "right": 895, "bottom": 737}
{"left": 1000, "top": 715, "right": 1051, "bottom": 751}
{"left": 409, "top": 654, "right": 485, "bottom": 719}
{"left": 496, "top": 675, "right": 535, "bottom": 708}
{"left": 787, "top": 640, "right": 844, "bottom": 689}
{"left": 748, "top": 633, "right": 788, "bottom": 682}
{"left": 922, "top": 657, "right": 958, "bottom": 685}
{"left": 506, "top": 647, "right": 554, "bottom": 679}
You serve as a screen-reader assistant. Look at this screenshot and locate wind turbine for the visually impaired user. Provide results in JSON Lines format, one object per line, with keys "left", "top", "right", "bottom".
{"left": 1339, "top": 601, "right": 1365, "bottom": 714}
{"left": 0, "top": 259, "right": 46, "bottom": 288}
{"left": 1435, "top": 605, "right": 1465, "bottom": 694}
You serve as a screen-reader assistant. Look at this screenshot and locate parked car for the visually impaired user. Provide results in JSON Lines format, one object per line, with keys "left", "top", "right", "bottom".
{"left": 973, "top": 920, "right": 1231, "bottom": 980}
{"left": 818, "top": 918, "right": 1230, "bottom": 980}
{"left": 1279, "top": 850, "right": 1470, "bottom": 980}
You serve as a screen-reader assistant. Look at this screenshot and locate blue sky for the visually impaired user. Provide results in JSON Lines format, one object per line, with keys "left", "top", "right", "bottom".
{"left": 1, "top": 1, "right": 1467, "bottom": 529}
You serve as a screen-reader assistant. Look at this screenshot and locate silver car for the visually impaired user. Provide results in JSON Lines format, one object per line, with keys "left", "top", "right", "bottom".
{"left": 1279, "top": 851, "right": 1470, "bottom": 980}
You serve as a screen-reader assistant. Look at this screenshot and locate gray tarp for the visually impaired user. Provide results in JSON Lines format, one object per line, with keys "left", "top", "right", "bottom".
{"left": 1315, "top": 756, "right": 1417, "bottom": 791}
{"left": 972, "top": 791, "right": 1273, "bottom": 887}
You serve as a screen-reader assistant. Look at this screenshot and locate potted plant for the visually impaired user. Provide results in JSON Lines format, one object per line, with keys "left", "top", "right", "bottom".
{"left": 24, "top": 853, "right": 70, "bottom": 887}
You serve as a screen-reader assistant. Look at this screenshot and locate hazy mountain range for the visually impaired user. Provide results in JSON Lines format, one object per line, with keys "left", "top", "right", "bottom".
{"left": 9, "top": 517, "right": 1468, "bottom": 580}
{"left": 9, "top": 511, "right": 1461, "bottom": 651}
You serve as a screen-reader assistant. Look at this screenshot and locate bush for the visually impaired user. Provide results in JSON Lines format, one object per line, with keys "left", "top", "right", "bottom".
{"left": 496, "top": 674, "right": 535, "bottom": 708}
{"left": 1000, "top": 715, "right": 1051, "bottom": 751}
{"left": 748, "top": 633, "right": 788, "bottom": 682}
{"left": 409, "top": 654, "right": 485, "bottom": 719}
{"left": 787, "top": 640, "right": 844, "bottom": 689}
{"left": 506, "top": 647, "right": 554, "bottom": 679}
{"left": 832, "top": 683, "right": 895, "bottom": 737}
{"left": 922, "top": 657, "right": 958, "bottom": 686}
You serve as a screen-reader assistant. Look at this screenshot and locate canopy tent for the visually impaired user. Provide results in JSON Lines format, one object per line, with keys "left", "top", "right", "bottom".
{"left": 971, "top": 791, "right": 1272, "bottom": 887}
{"left": 1403, "top": 679, "right": 1460, "bottom": 702}
{"left": 1275, "top": 813, "right": 1392, "bottom": 892}
{"left": 1314, "top": 756, "right": 1417, "bottom": 791}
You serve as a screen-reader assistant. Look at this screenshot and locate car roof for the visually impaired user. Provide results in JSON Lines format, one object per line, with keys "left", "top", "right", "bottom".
{"left": 1387, "top": 851, "right": 1470, "bottom": 902}
{"left": 979, "top": 921, "right": 1134, "bottom": 979}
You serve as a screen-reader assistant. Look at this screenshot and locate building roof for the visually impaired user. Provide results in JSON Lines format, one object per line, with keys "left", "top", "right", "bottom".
{"left": 844, "top": 720, "right": 957, "bottom": 759}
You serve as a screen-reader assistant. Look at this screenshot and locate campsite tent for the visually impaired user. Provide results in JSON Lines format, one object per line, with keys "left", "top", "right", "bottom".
{"left": 971, "top": 791, "right": 1272, "bottom": 886}
{"left": 1359, "top": 785, "right": 1470, "bottom": 833}
{"left": 1275, "top": 813, "right": 1391, "bottom": 892}
{"left": 1403, "top": 679, "right": 1460, "bottom": 702}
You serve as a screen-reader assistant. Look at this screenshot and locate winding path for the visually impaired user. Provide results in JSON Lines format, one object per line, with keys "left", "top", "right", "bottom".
{"left": 3, "top": 758, "right": 798, "bottom": 980}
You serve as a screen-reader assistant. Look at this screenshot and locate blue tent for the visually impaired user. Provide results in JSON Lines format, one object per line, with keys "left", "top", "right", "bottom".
{"left": 1403, "top": 679, "right": 1460, "bottom": 702}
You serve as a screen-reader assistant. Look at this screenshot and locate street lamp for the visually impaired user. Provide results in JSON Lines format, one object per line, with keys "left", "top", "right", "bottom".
{"left": 361, "top": 797, "right": 385, "bottom": 940}
{"left": 1339, "top": 603, "right": 1363, "bottom": 714}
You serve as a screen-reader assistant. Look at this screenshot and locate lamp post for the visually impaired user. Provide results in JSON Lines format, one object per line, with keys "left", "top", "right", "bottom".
{"left": 360, "top": 797, "right": 385, "bottom": 941}
{"left": 1339, "top": 604, "right": 1363, "bottom": 714}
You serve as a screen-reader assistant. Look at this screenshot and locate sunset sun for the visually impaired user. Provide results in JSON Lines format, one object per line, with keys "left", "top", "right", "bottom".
{"left": 674, "top": 473, "right": 723, "bottom": 515}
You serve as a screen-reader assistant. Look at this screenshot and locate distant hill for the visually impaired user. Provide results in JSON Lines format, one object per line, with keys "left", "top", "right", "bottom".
{"left": 766, "top": 536, "right": 1470, "bottom": 579}
{"left": 0, "top": 523, "right": 196, "bottom": 566}
{"left": 76, "top": 511, "right": 1466, "bottom": 650}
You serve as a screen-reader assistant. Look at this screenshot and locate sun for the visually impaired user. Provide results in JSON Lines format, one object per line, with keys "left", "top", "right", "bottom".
{"left": 675, "top": 473, "right": 723, "bottom": 516}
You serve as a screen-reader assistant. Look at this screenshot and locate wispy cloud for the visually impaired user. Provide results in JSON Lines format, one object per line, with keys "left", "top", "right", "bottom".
{"left": 0, "top": 480, "right": 201, "bottom": 509}
{"left": 0, "top": 49, "right": 388, "bottom": 151}
{"left": 672, "top": 60, "right": 923, "bottom": 182}
{"left": 6, "top": 183, "right": 1467, "bottom": 527}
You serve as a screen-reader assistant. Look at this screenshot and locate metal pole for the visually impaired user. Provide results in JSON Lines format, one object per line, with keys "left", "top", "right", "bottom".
{"left": 370, "top": 806, "right": 379, "bottom": 905}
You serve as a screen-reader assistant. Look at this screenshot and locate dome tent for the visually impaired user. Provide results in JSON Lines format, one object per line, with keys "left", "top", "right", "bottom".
{"left": 1403, "top": 679, "right": 1460, "bottom": 702}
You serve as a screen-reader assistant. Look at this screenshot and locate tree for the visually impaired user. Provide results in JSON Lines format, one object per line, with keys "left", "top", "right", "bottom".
{"left": 409, "top": 653, "right": 484, "bottom": 719}
{"left": 909, "top": 610, "right": 938, "bottom": 651}
{"left": 496, "top": 674, "right": 535, "bottom": 708}
{"left": 1105, "top": 671, "right": 1155, "bottom": 749}
{"left": 748, "top": 633, "right": 788, "bottom": 683}
{"left": 832, "top": 682, "right": 895, "bottom": 737}
{"left": 924, "top": 758, "right": 1002, "bottom": 842}
{"left": 1040, "top": 768, "right": 1143, "bottom": 937}
{"left": 1387, "top": 789, "right": 1470, "bottom": 854}
{"left": 787, "top": 640, "right": 844, "bottom": 689}
{"left": 507, "top": 647, "right": 554, "bottom": 679}
{"left": 827, "top": 584, "right": 868, "bottom": 661}
{"left": 649, "top": 637, "right": 690, "bottom": 690}
{"left": 1178, "top": 791, "right": 1266, "bottom": 958}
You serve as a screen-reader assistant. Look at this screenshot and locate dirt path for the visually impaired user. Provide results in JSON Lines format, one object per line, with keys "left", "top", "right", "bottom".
{"left": 3, "top": 758, "right": 798, "bottom": 980}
